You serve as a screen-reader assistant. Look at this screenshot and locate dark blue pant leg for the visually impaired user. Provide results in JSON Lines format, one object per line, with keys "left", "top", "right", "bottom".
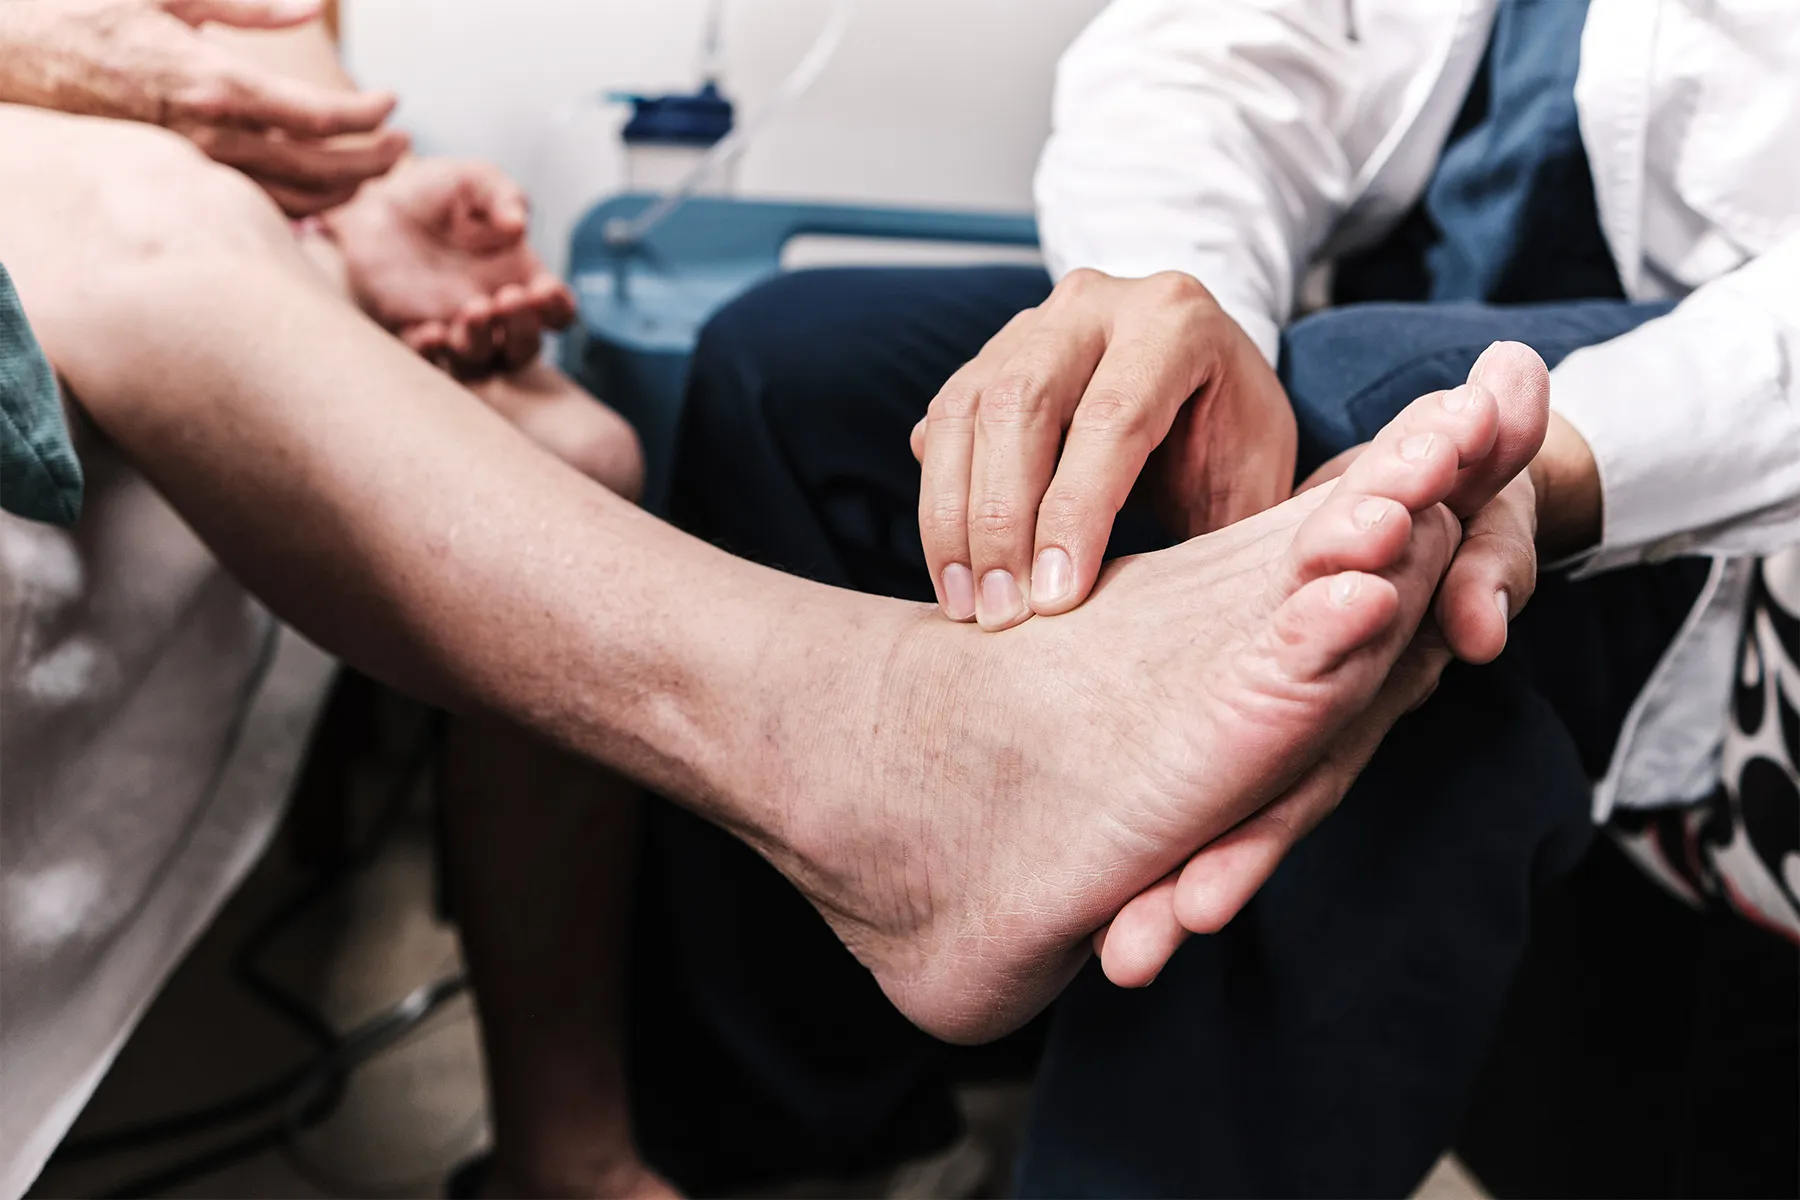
{"left": 1015, "top": 299, "right": 1700, "bottom": 1199}
{"left": 633, "top": 266, "right": 1053, "bottom": 1194}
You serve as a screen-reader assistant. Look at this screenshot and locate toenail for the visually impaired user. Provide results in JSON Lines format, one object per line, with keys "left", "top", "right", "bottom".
{"left": 942, "top": 563, "right": 976, "bottom": 621}
{"left": 1399, "top": 433, "right": 1437, "bottom": 462}
{"left": 1330, "top": 573, "right": 1363, "bottom": 607}
{"left": 1032, "top": 547, "right": 1074, "bottom": 608}
{"left": 1496, "top": 589, "right": 1511, "bottom": 623}
{"left": 1354, "top": 498, "right": 1394, "bottom": 529}
{"left": 1441, "top": 385, "right": 1472, "bottom": 413}
{"left": 979, "top": 569, "right": 1024, "bottom": 621}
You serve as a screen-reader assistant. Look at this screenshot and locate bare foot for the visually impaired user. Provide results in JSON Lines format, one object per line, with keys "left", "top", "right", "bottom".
{"left": 1095, "top": 342, "right": 1550, "bottom": 986}
{"left": 751, "top": 354, "right": 1545, "bottom": 1044}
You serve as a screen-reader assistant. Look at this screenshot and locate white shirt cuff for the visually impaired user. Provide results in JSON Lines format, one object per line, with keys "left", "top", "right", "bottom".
{"left": 1549, "top": 290, "right": 1800, "bottom": 576}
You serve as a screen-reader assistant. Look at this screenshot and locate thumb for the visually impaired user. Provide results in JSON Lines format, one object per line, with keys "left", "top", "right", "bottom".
{"left": 164, "top": 0, "right": 323, "bottom": 29}
{"left": 449, "top": 167, "right": 530, "bottom": 252}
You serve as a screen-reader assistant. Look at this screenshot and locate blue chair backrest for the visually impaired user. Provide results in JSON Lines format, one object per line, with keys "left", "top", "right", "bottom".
{"left": 563, "top": 193, "right": 1039, "bottom": 510}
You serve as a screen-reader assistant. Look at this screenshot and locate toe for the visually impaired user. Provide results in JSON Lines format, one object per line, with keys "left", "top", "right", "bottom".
{"left": 1446, "top": 341, "right": 1550, "bottom": 518}
{"left": 1332, "top": 383, "right": 1497, "bottom": 515}
{"left": 1254, "top": 571, "right": 1402, "bottom": 690}
{"left": 1284, "top": 487, "right": 1415, "bottom": 589}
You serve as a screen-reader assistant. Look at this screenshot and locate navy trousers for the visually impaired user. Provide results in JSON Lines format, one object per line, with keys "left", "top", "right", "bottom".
{"left": 628, "top": 267, "right": 1791, "bottom": 1196}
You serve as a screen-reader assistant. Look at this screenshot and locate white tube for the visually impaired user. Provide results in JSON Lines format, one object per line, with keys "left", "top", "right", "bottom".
{"left": 604, "top": 0, "right": 857, "bottom": 248}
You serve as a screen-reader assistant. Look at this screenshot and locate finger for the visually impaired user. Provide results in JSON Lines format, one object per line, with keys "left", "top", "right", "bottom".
{"left": 401, "top": 320, "right": 452, "bottom": 359}
{"left": 449, "top": 166, "right": 531, "bottom": 252}
{"left": 1434, "top": 473, "right": 1538, "bottom": 664}
{"left": 195, "top": 125, "right": 408, "bottom": 190}
{"left": 1444, "top": 341, "right": 1550, "bottom": 518}
{"left": 177, "top": 68, "right": 397, "bottom": 139}
{"left": 527, "top": 277, "right": 576, "bottom": 332}
{"left": 1028, "top": 323, "right": 1207, "bottom": 617}
{"left": 1174, "top": 640, "right": 1449, "bottom": 935}
{"left": 256, "top": 175, "right": 363, "bottom": 217}
{"left": 164, "top": 0, "right": 320, "bottom": 27}
{"left": 918, "top": 313, "right": 1035, "bottom": 621}
{"left": 1094, "top": 872, "right": 1186, "bottom": 988}
{"left": 965, "top": 321, "right": 1107, "bottom": 630}
{"left": 448, "top": 297, "right": 499, "bottom": 375}
{"left": 494, "top": 284, "right": 543, "bottom": 369}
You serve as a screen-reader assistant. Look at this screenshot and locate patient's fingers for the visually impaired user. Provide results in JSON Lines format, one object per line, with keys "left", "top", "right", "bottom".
{"left": 494, "top": 284, "right": 543, "bottom": 369}
{"left": 446, "top": 164, "right": 531, "bottom": 253}
{"left": 527, "top": 277, "right": 577, "bottom": 332}
{"left": 448, "top": 297, "right": 500, "bottom": 375}
{"left": 402, "top": 319, "right": 449, "bottom": 350}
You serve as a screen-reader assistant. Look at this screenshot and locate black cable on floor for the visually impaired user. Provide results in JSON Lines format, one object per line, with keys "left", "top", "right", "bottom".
{"left": 53, "top": 712, "right": 463, "bottom": 1196}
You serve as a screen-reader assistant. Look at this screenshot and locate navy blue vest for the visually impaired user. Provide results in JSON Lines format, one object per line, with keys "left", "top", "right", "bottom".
{"left": 1334, "top": 0, "right": 1623, "bottom": 306}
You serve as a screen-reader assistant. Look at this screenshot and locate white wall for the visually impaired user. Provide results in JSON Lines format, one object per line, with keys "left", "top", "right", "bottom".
{"left": 343, "top": 0, "right": 1106, "bottom": 265}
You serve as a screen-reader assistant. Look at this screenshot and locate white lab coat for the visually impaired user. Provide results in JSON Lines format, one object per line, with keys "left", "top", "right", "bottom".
{"left": 1035, "top": 0, "right": 1800, "bottom": 817}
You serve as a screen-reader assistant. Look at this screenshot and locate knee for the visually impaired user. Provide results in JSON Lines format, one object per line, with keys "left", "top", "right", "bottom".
{"left": 103, "top": 128, "right": 294, "bottom": 275}
{"left": 474, "top": 373, "right": 647, "bottom": 503}
{"left": 685, "top": 271, "right": 869, "bottom": 447}
{"left": 1279, "top": 304, "right": 1479, "bottom": 469}
{"left": 14, "top": 113, "right": 298, "bottom": 286}
{"left": 558, "top": 403, "right": 647, "bottom": 504}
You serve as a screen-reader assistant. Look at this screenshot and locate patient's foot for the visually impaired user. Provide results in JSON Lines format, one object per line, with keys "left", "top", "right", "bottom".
{"left": 754, "top": 351, "right": 1546, "bottom": 1043}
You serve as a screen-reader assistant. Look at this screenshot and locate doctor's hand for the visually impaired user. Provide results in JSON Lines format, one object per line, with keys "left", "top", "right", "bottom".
{"left": 911, "top": 268, "right": 1296, "bottom": 631}
{"left": 0, "top": 0, "right": 405, "bottom": 216}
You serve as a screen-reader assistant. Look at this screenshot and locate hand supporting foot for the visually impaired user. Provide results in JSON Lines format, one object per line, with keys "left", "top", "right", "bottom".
{"left": 764, "top": 345, "right": 1547, "bottom": 1042}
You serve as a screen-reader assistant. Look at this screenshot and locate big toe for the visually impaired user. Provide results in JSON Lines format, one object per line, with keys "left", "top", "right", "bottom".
{"left": 1445, "top": 340, "right": 1550, "bottom": 518}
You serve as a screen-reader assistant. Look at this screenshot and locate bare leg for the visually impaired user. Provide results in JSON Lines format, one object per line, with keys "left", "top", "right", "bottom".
{"left": 441, "top": 715, "right": 673, "bottom": 1198}
{"left": 0, "top": 107, "right": 1543, "bottom": 1044}
{"left": 300, "top": 176, "right": 659, "bottom": 1194}
{"left": 467, "top": 364, "right": 644, "bottom": 503}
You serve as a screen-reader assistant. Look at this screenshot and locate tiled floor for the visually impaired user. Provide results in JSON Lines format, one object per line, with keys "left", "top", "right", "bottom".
{"left": 27, "top": 760, "right": 1487, "bottom": 1200}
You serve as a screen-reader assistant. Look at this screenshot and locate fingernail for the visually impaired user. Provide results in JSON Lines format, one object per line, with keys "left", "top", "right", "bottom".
{"left": 1399, "top": 432, "right": 1437, "bottom": 462}
{"left": 1470, "top": 341, "right": 1504, "bottom": 383}
{"left": 1353, "top": 497, "right": 1394, "bottom": 529}
{"left": 1331, "top": 574, "right": 1363, "bottom": 607}
{"left": 978, "top": 569, "right": 1025, "bottom": 626}
{"left": 942, "top": 564, "right": 976, "bottom": 621}
{"left": 1031, "top": 547, "right": 1074, "bottom": 609}
{"left": 1496, "top": 589, "right": 1511, "bottom": 623}
{"left": 1441, "top": 385, "right": 1472, "bottom": 413}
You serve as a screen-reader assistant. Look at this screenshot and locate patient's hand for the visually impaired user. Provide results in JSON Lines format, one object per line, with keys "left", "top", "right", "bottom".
{"left": 0, "top": 0, "right": 405, "bottom": 215}
{"left": 321, "top": 156, "right": 576, "bottom": 378}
